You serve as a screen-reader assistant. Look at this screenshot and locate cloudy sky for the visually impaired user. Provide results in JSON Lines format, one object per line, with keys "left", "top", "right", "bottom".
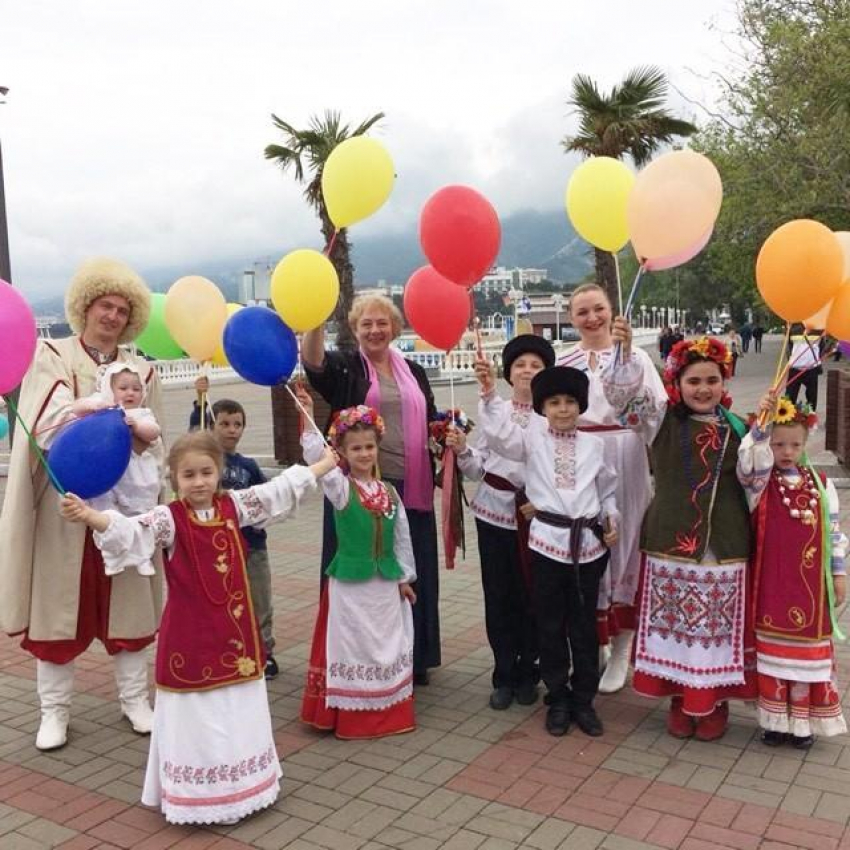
{"left": 1, "top": 0, "right": 738, "bottom": 300}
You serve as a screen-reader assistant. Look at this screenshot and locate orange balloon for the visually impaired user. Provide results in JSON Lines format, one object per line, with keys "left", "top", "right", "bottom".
{"left": 756, "top": 220, "right": 844, "bottom": 322}
{"left": 826, "top": 283, "right": 850, "bottom": 340}
{"left": 627, "top": 150, "right": 722, "bottom": 264}
{"left": 804, "top": 299, "right": 833, "bottom": 330}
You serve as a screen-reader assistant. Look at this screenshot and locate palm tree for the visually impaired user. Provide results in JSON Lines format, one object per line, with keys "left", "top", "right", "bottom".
{"left": 265, "top": 109, "right": 384, "bottom": 349}
{"left": 563, "top": 66, "right": 697, "bottom": 307}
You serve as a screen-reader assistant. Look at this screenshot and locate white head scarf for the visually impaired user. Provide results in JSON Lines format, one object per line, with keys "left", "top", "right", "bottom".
{"left": 95, "top": 362, "right": 147, "bottom": 407}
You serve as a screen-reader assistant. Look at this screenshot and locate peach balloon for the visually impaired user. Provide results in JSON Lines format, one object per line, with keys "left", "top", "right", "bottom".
{"left": 164, "top": 276, "right": 228, "bottom": 362}
{"left": 627, "top": 150, "right": 722, "bottom": 265}
{"left": 826, "top": 283, "right": 850, "bottom": 341}
{"left": 803, "top": 299, "right": 833, "bottom": 330}
{"left": 756, "top": 220, "right": 844, "bottom": 322}
{"left": 835, "top": 231, "right": 850, "bottom": 279}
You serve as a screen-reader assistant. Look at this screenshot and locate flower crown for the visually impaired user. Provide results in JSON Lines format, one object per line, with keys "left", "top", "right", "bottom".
{"left": 773, "top": 397, "right": 818, "bottom": 428}
{"left": 664, "top": 337, "right": 733, "bottom": 406}
{"left": 328, "top": 405, "right": 385, "bottom": 448}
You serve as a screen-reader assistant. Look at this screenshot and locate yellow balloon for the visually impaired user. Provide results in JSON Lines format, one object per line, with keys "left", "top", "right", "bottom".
{"left": 271, "top": 249, "right": 340, "bottom": 332}
{"left": 321, "top": 137, "right": 395, "bottom": 229}
{"left": 826, "top": 282, "right": 850, "bottom": 341}
{"left": 627, "top": 150, "right": 723, "bottom": 264}
{"left": 164, "top": 276, "right": 228, "bottom": 362}
{"left": 210, "top": 303, "right": 243, "bottom": 367}
{"left": 566, "top": 157, "right": 635, "bottom": 252}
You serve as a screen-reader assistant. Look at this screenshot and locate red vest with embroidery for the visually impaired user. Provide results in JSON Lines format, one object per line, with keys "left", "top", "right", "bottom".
{"left": 156, "top": 495, "right": 264, "bottom": 691}
{"left": 753, "top": 470, "right": 830, "bottom": 641}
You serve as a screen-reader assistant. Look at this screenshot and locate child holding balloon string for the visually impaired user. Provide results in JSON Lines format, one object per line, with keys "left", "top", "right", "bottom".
{"left": 294, "top": 385, "right": 418, "bottom": 740}
{"left": 59, "top": 430, "right": 337, "bottom": 825}
{"left": 738, "top": 395, "right": 847, "bottom": 749}
{"left": 605, "top": 321, "right": 757, "bottom": 741}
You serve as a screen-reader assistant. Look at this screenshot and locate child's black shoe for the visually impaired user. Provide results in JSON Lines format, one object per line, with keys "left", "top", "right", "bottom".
{"left": 792, "top": 734, "right": 815, "bottom": 750}
{"left": 264, "top": 656, "right": 279, "bottom": 680}
{"left": 545, "top": 702, "right": 571, "bottom": 737}
{"left": 515, "top": 682, "right": 539, "bottom": 706}
{"left": 572, "top": 705, "right": 603, "bottom": 737}
{"left": 489, "top": 686, "right": 514, "bottom": 711}
{"left": 759, "top": 730, "right": 787, "bottom": 747}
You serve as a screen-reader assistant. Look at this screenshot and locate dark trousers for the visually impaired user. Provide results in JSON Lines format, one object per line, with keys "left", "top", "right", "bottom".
{"left": 533, "top": 552, "right": 607, "bottom": 707}
{"left": 476, "top": 520, "right": 537, "bottom": 689}
{"left": 754, "top": 336, "right": 763, "bottom": 352}
{"left": 320, "top": 480, "right": 441, "bottom": 674}
{"left": 787, "top": 368, "right": 820, "bottom": 411}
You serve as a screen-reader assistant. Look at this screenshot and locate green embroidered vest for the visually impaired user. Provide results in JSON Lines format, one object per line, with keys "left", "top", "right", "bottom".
{"left": 326, "top": 484, "right": 404, "bottom": 582}
{"left": 641, "top": 410, "right": 751, "bottom": 563}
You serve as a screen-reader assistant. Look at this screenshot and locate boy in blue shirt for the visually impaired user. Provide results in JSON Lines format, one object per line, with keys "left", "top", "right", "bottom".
{"left": 189, "top": 389, "right": 278, "bottom": 678}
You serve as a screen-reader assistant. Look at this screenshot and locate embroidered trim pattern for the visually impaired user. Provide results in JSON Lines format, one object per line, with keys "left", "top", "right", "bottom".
{"left": 551, "top": 430, "right": 577, "bottom": 490}
{"left": 162, "top": 746, "right": 276, "bottom": 786}
{"left": 327, "top": 649, "right": 413, "bottom": 684}
{"left": 141, "top": 506, "right": 175, "bottom": 549}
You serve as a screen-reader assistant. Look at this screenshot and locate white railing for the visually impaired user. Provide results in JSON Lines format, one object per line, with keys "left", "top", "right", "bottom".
{"left": 151, "top": 328, "right": 662, "bottom": 387}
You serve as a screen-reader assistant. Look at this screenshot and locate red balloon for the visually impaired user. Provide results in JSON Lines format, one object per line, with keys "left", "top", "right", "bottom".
{"left": 419, "top": 185, "right": 501, "bottom": 287}
{"left": 404, "top": 266, "right": 471, "bottom": 350}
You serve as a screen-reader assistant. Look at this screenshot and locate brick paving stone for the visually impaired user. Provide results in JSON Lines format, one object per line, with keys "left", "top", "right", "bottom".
{"left": 522, "top": 818, "right": 576, "bottom": 850}
{"left": 15, "top": 818, "right": 79, "bottom": 847}
{"left": 4, "top": 833, "right": 51, "bottom": 850}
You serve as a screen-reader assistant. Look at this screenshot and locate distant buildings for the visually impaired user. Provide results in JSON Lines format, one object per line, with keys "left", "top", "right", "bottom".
{"left": 356, "top": 267, "right": 550, "bottom": 299}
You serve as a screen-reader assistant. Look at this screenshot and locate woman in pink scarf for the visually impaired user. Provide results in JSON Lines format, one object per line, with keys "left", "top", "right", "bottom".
{"left": 302, "top": 295, "right": 440, "bottom": 685}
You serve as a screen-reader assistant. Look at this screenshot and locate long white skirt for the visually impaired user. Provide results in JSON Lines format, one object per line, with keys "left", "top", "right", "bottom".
{"left": 142, "top": 679, "right": 281, "bottom": 825}
{"left": 596, "top": 428, "right": 653, "bottom": 609}
{"left": 326, "top": 576, "right": 414, "bottom": 711}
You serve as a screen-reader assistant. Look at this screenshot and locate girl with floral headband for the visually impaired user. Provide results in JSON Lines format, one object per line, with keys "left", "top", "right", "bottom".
{"left": 738, "top": 395, "right": 847, "bottom": 749}
{"left": 296, "top": 388, "right": 418, "bottom": 739}
{"left": 605, "top": 321, "right": 758, "bottom": 741}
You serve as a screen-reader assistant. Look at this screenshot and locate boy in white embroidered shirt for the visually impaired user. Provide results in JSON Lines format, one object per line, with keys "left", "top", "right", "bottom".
{"left": 476, "top": 360, "right": 618, "bottom": 738}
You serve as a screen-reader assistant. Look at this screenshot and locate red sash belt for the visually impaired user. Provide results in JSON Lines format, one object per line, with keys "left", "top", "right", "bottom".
{"left": 579, "top": 424, "right": 628, "bottom": 433}
{"left": 482, "top": 472, "right": 532, "bottom": 589}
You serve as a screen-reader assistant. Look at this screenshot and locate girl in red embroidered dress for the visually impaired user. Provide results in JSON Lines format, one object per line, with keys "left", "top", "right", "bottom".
{"left": 606, "top": 323, "right": 758, "bottom": 742}
{"left": 60, "top": 431, "right": 337, "bottom": 826}
{"left": 739, "top": 397, "right": 847, "bottom": 749}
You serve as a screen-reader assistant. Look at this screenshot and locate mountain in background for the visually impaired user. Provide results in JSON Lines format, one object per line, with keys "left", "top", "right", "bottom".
{"left": 29, "top": 208, "right": 593, "bottom": 314}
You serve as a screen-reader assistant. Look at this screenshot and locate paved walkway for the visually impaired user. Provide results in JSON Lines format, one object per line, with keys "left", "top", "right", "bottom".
{"left": 1, "top": 338, "right": 850, "bottom": 849}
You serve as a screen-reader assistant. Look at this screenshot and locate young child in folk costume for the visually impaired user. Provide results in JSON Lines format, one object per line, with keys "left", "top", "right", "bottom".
{"left": 738, "top": 397, "right": 847, "bottom": 749}
{"left": 446, "top": 335, "right": 554, "bottom": 712}
{"left": 476, "top": 361, "right": 618, "bottom": 738}
{"left": 60, "top": 431, "right": 337, "bottom": 825}
{"left": 297, "top": 389, "right": 418, "bottom": 739}
{"left": 557, "top": 284, "right": 667, "bottom": 694}
{"left": 69, "top": 363, "right": 163, "bottom": 575}
{"left": 606, "top": 323, "right": 756, "bottom": 741}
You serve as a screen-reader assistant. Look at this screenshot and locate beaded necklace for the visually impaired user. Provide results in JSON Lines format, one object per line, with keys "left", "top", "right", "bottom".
{"left": 679, "top": 412, "right": 728, "bottom": 495}
{"left": 774, "top": 466, "right": 819, "bottom": 523}
{"left": 352, "top": 478, "right": 396, "bottom": 518}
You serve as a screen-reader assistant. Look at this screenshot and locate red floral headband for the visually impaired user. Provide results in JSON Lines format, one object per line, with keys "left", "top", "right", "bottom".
{"left": 328, "top": 405, "right": 385, "bottom": 449}
{"left": 664, "top": 337, "right": 733, "bottom": 407}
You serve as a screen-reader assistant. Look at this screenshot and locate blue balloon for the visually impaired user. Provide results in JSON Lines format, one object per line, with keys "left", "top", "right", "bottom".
{"left": 0, "top": 413, "right": 8, "bottom": 440}
{"left": 49, "top": 408, "right": 132, "bottom": 498}
{"left": 223, "top": 306, "right": 298, "bottom": 386}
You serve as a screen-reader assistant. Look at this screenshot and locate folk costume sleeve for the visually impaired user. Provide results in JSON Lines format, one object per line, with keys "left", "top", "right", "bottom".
{"left": 93, "top": 504, "right": 175, "bottom": 574}
{"left": 477, "top": 392, "right": 527, "bottom": 463}
{"left": 736, "top": 427, "right": 774, "bottom": 512}
{"left": 230, "top": 466, "right": 318, "bottom": 527}
{"left": 826, "top": 479, "right": 848, "bottom": 575}
{"left": 601, "top": 352, "right": 667, "bottom": 443}
{"left": 596, "top": 456, "right": 619, "bottom": 526}
{"left": 301, "top": 430, "right": 349, "bottom": 510}
{"left": 455, "top": 438, "right": 485, "bottom": 481}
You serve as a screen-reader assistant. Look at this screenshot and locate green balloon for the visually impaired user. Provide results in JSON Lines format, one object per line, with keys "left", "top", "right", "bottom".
{"left": 135, "top": 293, "right": 184, "bottom": 359}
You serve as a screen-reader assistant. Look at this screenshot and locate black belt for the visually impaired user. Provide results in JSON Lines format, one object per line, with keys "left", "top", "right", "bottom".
{"left": 534, "top": 511, "right": 605, "bottom": 568}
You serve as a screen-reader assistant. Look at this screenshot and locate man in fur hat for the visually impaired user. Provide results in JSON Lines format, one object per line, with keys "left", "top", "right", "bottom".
{"left": 0, "top": 258, "right": 164, "bottom": 751}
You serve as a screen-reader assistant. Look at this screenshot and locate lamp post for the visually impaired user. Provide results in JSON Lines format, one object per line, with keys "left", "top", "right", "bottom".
{"left": 640, "top": 304, "right": 647, "bottom": 329}
{"left": 651, "top": 306, "right": 658, "bottom": 328}
{"left": 552, "top": 292, "right": 564, "bottom": 344}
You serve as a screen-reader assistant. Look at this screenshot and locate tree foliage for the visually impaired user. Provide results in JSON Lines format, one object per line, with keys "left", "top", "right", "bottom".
{"left": 695, "top": 0, "right": 850, "bottom": 317}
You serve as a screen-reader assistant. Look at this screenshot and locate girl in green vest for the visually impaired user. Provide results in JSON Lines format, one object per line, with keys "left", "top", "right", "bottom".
{"left": 295, "top": 387, "right": 418, "bottom": 739}
{"left": 606, "top": 320, "right": 757, "bottom": 742}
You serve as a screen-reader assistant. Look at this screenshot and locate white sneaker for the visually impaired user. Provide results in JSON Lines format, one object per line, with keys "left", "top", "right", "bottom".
{"left": 598, "top": 631, "right": 633, "bottom": 694}
{"left": 36, "top": 707, "right": 69, "bottom": 751}
{"left": 121, "top": 697, "right": 154, "bottom": 735}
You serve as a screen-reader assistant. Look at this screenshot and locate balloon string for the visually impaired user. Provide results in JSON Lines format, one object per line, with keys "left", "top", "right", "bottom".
{"left": 6, "top": 395, "right": 66, "bottom": 495}
{"left": 325, "top": 229, "right": 339, "bottom": 257}
{"left": 285, "top": 383, "right": 331, "bottom": 448}
{"left": 615, "top": 264, "right": 646, "bottom": 365}
{"left": 448, "top": 349, "right": 456, "bottom": 416}
{"left": 757, "top": 322, "right": 793, "bottom": 429}
{"left": 612, "top": 252, "right": 623, "bottom": 316}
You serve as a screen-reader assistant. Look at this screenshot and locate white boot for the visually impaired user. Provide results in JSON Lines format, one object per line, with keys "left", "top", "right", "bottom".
{"left": 598, "top": 643, "right": 611, "bottom": 673}
{"left": 114, "top": 651, "right": 154, "bottom": 734}
{"left": 598, "top": 630, "right": 633, "bottom": 694}
{"left": 36, "top": 660, "right": 74, "bottom": 751}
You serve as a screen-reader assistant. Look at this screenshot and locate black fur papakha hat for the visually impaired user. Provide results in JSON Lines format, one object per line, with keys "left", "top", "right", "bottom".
{"left": 501, "top": 334, "right": 555, "bottom": 385}
{"left": 531, "top": 366, "right": 589, "bottom": 415}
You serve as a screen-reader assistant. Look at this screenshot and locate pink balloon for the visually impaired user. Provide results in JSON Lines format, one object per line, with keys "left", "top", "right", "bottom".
{"left": 0, "top": 280, "right": 38, "bottom": 394}
{"left": 404, "top": 266, "right": 471, "bottom": 350}
{"left": 420, "top": 185, "right": 501, "bottom": 287}
{"left": 643, "top": 226, "right": 713, "bottom": 272}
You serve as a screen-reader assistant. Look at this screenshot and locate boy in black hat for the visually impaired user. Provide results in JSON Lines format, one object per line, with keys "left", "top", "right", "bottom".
{"left": 446, "top": 335, "right": 554, "bottom": 711}
{"left": 475, "top": 361, "right": 618, "bottom": 737}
